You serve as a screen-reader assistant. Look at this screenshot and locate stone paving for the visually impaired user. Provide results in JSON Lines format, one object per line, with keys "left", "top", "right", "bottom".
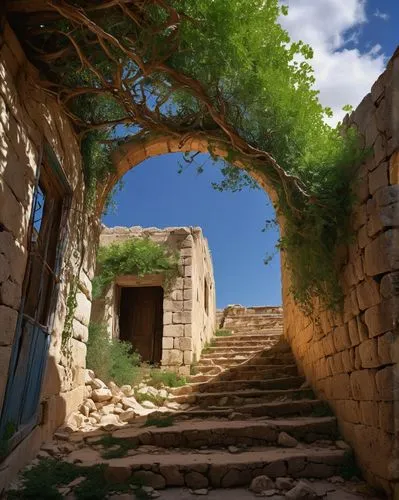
{"left": 7, "top": 307, "right": 386, "bottom": 499}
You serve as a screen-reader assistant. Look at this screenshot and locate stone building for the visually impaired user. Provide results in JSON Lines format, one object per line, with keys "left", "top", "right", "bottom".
{"left": 0, "top": 9, "right": 398, "bottom": 497}
{"left": 91, "top": 226, "right": 216, "bottom": 375}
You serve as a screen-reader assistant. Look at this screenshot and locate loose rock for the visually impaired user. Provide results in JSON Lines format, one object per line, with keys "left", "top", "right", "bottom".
{"left": 285, "top": 481, "right": 318, "bottom": 500}
{"left": 277, "top": 432, "right": 298, "bottom": 448}
{"left": 249, "top": 475, "right": 274, "bottom": 493}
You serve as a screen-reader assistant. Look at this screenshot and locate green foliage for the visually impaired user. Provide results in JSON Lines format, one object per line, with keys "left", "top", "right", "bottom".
{"left": 96, "top": 435, "right": 136, "bottom": 459}
{"left": 215, "top": 329, "right": 232, "bottom": 337}
{"left": 61, "top": 278, "right": 78, "bottom": 355}
{"left": 134, "top": 390, "right": 166, "bottom": 407}
{"left": 147, "top": 369, "right": 186, "bottom": 389}
{"left": 22, "top": 0, "right": 366, "bottom": 313}
{"left": 87, "top": 323, "right": 142, "bottom": 386}
{"left": 144, "top": 415, "right": 175, "bottom": 428}
{"left": 6, "top": 459, "right": 132, "bottom": 500}
{"left": 93, "top": 238, "right": 180, "bottom": 299}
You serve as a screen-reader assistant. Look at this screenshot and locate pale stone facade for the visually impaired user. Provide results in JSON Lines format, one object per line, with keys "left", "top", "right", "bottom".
{"left": 283, "top": 48, "right": 399, "bottom": 496}
{"left": 0, "top": 24, "right": 95, "bottom": 488}
{"left": 91, "top": 226, "right": 216, "bottom": 375}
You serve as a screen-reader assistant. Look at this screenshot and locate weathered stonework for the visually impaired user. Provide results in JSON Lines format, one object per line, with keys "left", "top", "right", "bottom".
{"left": 283, "top": 48, "right": 399, "bottom": 497}
{"left": 0, "top": 24, "right": 95, "bottom": 488}
{"left": 91, "top": 226, "right": 216, "bottom": 375}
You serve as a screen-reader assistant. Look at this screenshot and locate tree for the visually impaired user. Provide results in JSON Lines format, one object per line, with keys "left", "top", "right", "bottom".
{"left": 7, "top": 0, "right": 364, "bottom": 312}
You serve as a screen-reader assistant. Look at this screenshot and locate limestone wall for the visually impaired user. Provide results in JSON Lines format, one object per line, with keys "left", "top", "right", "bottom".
{"left": 93, "top": 226, "right": 216, "bottom": 375}
{"left": 283, "top": 48, "right": 399, "bottom": 496}
{"left": 189, "top": 228, "right": 217, "bottom": 363}
{"left": 0, "top": 24, "right": 95, "bottom": 487}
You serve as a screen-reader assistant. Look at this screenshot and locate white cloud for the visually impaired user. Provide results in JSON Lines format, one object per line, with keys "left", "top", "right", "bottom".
{"left": 279, "top": 0, "right": 386, "bottom": 125}
{"left": 374, "top": 9, "right": 389, "bottom": 21}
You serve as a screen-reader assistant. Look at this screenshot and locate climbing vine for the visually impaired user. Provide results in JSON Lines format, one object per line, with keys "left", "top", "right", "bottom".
{"left": 61, "top": 276, "right": 78, "bottom": 355}
{"left": 8, "top": 0, "right": 366, "bottom": 314}
{"left": 93, "top": 238, "right": 180, "bottom": 298}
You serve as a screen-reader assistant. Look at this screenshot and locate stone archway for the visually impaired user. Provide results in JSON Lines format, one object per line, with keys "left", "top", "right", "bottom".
{"left": 96, "top": 133, "right": 280, "bottom": 216}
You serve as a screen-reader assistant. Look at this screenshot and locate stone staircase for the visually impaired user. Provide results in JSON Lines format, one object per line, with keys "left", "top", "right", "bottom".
{"left": 36, "top": 305, "right": 373, "bottom": 498}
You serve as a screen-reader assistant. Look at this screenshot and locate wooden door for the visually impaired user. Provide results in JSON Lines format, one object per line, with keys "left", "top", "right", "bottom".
{"left": 119, "top": 287, "right": 163, "bottom": 363}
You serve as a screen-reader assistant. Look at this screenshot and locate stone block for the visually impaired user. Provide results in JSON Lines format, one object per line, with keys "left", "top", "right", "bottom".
{"left": 162, "top": 349, "right": 183, "bottom": 366}
{"left": 180, "top": 248, "right": 192, "bottom": 257}
{"left": 163, "top": 324, "right": 184, "bottom": 337}
{"left": 169, "top": 290, "right": 183, "bottom": 301}
{"left": 341, "top": 348, "right": 356, "bottom": 373}
{"left": 335, "top": 400, "right": 361, "bottom": 424}
{"left": 164, "top": 300, "right": 183, "bottom": 312}
{"left": 0, "top": 305, "right": 18, "bottom": 346}
{"left": 374, "top": 184, "right": 399, "bottom": 207}
{"left": 365, "top": 229, "right": 399, "bottom": 276}
{"left": 350, "top": 369, "right": 378, "bottom": 401}
{"left": 163, "top": 312, "right": 172, "bottom": 324}
{"left": 177, "top": 337, "right": 191, "bottom": 350}
{"left": 352, "top": 424, "right": 392, "bottom": 480}
{"left": 369, "top": 161, "right": 388, "bottom": 194}
{"left": 376, "top": 366, "right": 395, "bottom": 401}
{"left": 328, "top": 373, "right": 352, "bottom": 399}
{"left": 183, "top": 289, "right": 192, "bottom": 300}
{"left": 358, "top": 225, "right": 370, "bottom": 249}
{"left": 380, "top": 272, "right": 399, "bottom": 298}
{"left": 358, "top": 338, "right": 380, "bottom": 368}
{"left": 357, "top": 316, "right": 369, "bottom": 342}
{"left": 331, "top": 352, "right": 344, "bottom": 373}
{"left": 0, "top": 253, "right": 10, "bottom": 283}
{"left": 74, "top": 292, "right": 91, "bottom": 327}
{"left": 377, "top": 331, "right": 393, "bottom": 365}
{"left": 379, "top": 402, "right": 394, "bottom": 433}
{"left": 72, "top": 319, "right": 88, "bottom": 343}
{"left": 184, "top": 265, "right": 192, "bottom": 277}
{"left": 0, "top": 180, "right": 29, "bottom": 242}
{"left": 333, "top": 325, "right": 350, "bottom": 352}
{"left": 0, "top": 279, "right": 21, "bottom": 309}
{"left": 356, "top": 279, "right": 381, "bottom": 310}
{"left": 359, "top": 401, "right": 379, "bottom": 428}
{"left": 365, "top": 298, "right": 397, "bottom": 337}
{"left": 389, "top": 150, "right": 399, "bottom": 185}
{"left": 183, "top": 300, "right": 192, "bottom": 311}
{"left": 184, "top": 324, "right": 192, "bottom": 337}
{"left": 348, "top": 318, "right": 360, "bottom": 346}
{"left": 183, "top": 350, "right": 193, "bottom": 364}
{"left": 162, "top": 337, "right": 173, "bottom": 349}
{"left": 322, "top": 334, "right": 335, "bottom": 356}
{"left": 172, "top": 311, "right": 191, "bottom": 324}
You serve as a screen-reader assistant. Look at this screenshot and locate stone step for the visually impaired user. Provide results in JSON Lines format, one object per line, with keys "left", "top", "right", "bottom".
{"left": 217, "top": 364, "right": 299, "bottom": 381}
{"left": 98, "top": 447, "right": 347, "bottom": 488}
{"left": 200, "top": 350, "right": 264, "bottom": 359}
{"left": 197, "top": 355, "right": 295, "bottom": 366}
{"left": 188, "top": 374, "right": 215, "bottom": 383}
{"left": 176, "top": 399, "right": 330, "bottom": 419}
{"left": 109, "top": 417, "right": 339, "bottom": 449}
{"left": 204, "top": 346, "right": 266, "bottom": 354}
{"left": 189, "top": 376, "right": 306, "bottom": 394}
{"left": 211, "top": 339, "right": 280, "bottom": 347}
{"left": 170, "top": 376, "right": 305, "bottom": 396}
{"left": 170, "top": 388, "right": 315, "bottom": 407}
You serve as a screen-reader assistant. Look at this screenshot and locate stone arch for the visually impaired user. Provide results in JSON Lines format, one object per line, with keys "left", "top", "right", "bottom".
{"left": 96, "top": 133, "right": 280, "bottom": 216}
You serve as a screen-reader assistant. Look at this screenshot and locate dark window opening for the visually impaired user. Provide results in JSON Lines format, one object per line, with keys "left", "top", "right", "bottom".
{"left": 119, "top": 286, "right": 163, "bottom": 364}
{"left": 24, "top": 161, "right": 64, "bottom": 328}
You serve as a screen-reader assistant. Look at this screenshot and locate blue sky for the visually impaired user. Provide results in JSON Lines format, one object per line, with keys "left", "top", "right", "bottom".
{"left": 104, "top": 0, "right": 397, "bottom": 309}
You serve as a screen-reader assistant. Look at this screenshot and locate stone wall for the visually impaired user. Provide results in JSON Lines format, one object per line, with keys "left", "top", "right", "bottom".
{"left": 187, "top": 227, "right": 216, "bottom": 363}
{"left": 283, "top": 48, "right": 399, "bottom": 496}
{"left": 91, "top": 226, "right": 216, "bottom": 375}
{"left": 0, "top": 24, "right": 95, "bottom": 488}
